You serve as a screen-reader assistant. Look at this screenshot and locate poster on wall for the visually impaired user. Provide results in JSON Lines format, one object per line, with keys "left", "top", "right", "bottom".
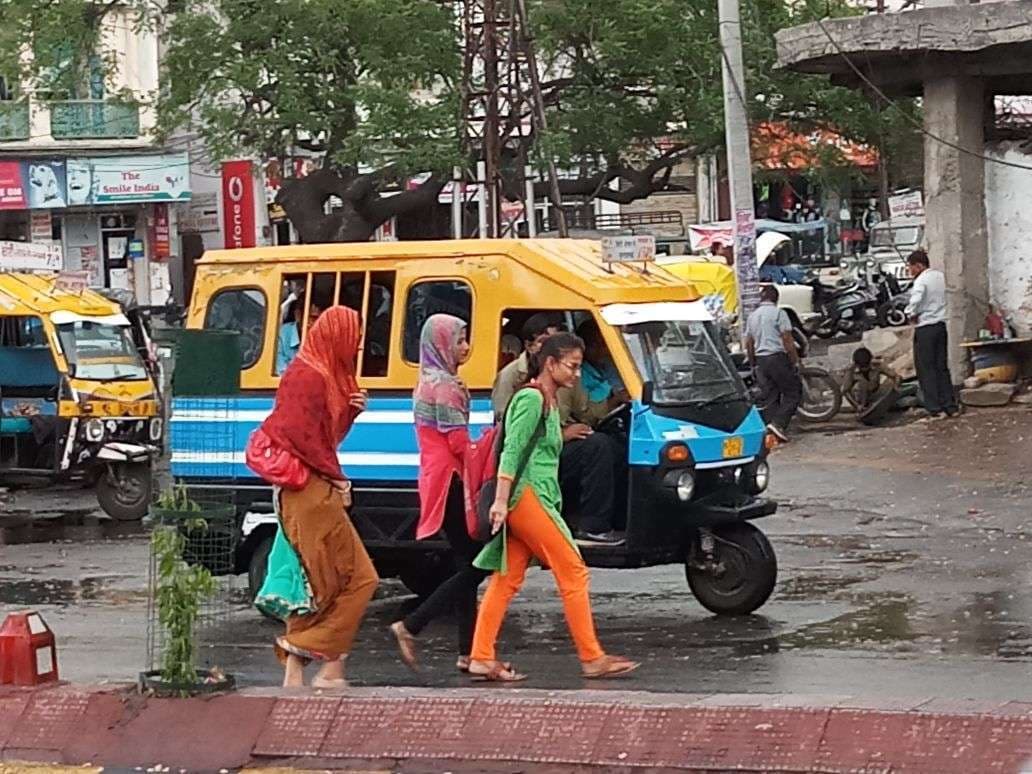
{"left": 109, "top": 267, "right": 131, "bottom": 290}
{"left": 151, "top": 202, "right": 171, "bottom": 259}
{"left": 67, "top": 153, "right": 191, "bottom": 205}
{"left": 0, "top": 160, "right": 67, "bottom": 209}
{"left": 0, "top": 240, "right": 62, "bottom": 271}
{"left": 30, "top": 211, "right": 53, "bottom": 242}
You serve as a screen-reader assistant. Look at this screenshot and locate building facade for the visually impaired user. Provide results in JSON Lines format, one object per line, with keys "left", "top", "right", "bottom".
{"left": 0, "top": 7, "right": 189, "bottom": 305}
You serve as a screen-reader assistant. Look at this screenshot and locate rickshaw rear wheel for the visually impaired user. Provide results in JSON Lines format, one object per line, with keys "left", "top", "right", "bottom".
{"left": 686, "top": 522, "right": 777, "bottom": 615}
{"left": 96, "top": 462, "right": 152, "bottom": 521}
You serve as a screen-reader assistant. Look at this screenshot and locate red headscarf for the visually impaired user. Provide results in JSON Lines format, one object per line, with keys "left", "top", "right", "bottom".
{"left": 297, "top": 306, "right": 362, "bottom": 440}
{"left": 261, "top": 306, "right": 363, "bottom": 481}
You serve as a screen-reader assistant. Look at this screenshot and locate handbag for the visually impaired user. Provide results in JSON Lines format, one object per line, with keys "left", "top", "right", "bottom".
{"left": 245, "top": 428, "right": 310, "bottom": 491}
{"left": 471, "top": 396, "right": 548, "bottom": 541}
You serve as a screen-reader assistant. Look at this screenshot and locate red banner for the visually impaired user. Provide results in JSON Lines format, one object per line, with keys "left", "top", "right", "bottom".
{"left": 0, "top": 162, "right": 27, "bottom": 210}
{"left": 221, "top": 160, "right": 256, "bottom": 249}
{"left": 151, "top": 202, "right": 171, "bottom": 260}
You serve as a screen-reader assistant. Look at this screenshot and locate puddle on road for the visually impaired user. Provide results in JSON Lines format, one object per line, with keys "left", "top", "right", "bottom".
{"left": 0, "top": 509, "right": 145, "bottom": 545}
{"left": 776, "top": 572, "right": 866, "bottom": 600}
{"left": 0, "top": 575, "right": 148, "bottom": 606}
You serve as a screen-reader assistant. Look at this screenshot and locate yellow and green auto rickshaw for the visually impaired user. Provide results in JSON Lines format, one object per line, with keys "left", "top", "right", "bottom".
{"left": 0, "top": 272, "right": 163, "bottom": 520}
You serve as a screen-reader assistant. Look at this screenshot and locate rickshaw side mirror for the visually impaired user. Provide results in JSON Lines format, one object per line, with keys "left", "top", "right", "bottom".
{"left": 641, "top": 381, "right": 655, "bottom": 406}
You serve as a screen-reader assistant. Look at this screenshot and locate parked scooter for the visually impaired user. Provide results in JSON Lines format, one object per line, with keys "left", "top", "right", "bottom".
{"left": 805, "top": 271, "right": 878, "bottom": 340}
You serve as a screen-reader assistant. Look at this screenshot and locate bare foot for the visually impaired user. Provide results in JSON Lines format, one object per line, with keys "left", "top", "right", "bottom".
{"left": 282, "top": 653, "right": 305, "bottom": 688}
{"left": 313, "top": 657, "right": 346, "bottom": 687}
{"left": 390, "top": 621, "right": 419, "bottom": 672}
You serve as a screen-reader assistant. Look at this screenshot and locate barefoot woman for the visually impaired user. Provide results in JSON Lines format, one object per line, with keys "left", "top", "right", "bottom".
{"left": 258, "top": 306, "right": 378, "bottom": 687}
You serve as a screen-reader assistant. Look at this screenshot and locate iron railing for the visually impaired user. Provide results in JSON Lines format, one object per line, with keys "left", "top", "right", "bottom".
{"left": 50, "top": 100, "right": 139, "bottom": 139}
{"left": 0, "top": 102, "right": 30, "bottom": 141}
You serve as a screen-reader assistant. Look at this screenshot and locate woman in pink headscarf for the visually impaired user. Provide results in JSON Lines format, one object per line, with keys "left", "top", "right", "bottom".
{"left": 390, "top": 313, "right": 488, "bottom": 673}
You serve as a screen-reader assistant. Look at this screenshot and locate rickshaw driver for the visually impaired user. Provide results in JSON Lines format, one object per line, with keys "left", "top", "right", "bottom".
{"left": 492, "top": 313, "right": 629, "bottom": 547}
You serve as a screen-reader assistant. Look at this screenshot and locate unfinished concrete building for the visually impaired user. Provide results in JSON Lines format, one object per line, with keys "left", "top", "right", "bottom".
{"left": 777, "top": 0, "right": 1032, "bottom": 376}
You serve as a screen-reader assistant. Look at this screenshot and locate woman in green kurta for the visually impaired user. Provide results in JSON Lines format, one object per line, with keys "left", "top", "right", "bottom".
{"left": 469, "top": 333, "right": 640, "bottom": 682}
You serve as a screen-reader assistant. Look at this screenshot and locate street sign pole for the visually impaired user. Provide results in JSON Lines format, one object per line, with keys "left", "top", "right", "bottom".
{"left": 718, "top": 0, "right": 761, "bottom": 336}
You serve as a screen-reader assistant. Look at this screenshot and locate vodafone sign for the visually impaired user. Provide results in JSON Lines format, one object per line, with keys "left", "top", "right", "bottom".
{"left": 221, "top": 160, "right": 256, "bottom": 249}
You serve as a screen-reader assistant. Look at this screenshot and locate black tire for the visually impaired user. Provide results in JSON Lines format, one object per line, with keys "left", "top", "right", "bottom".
{"left": 247, "top": 534, "right": 275, "bottom": 617}
{"left": 877, "top": 301, "right": 908, "bottom": 328}
{"left": 814, "top": 319, "right": 838, "bottom": 339}
{"left": 797, "top": 366, "right": 842, "bottom": 423}
{"left": 95, "top": 462, "right": 151, "bottom": 521}
{"left": 686, "top": 522, "right": 777, "bottom": 616}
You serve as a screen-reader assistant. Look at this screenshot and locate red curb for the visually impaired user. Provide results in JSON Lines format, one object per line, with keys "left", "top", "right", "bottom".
{"left": 2, "top": 685, "right": 1032, "bottom": 771}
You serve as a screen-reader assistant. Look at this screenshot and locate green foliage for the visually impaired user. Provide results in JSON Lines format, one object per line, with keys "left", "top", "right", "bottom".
{"left": 151, "top": 519, "right": 217, "bottom": 693}
{"left": 0, "top": 0, "right": 921, "bottom": 204}
{"left": 155, "top": 484, "right": 200, "bottom": 512}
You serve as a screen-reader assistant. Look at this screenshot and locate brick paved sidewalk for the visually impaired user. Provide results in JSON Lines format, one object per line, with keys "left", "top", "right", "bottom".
{"left": 2, "top": 684, "right": 1031, "bottom": 772}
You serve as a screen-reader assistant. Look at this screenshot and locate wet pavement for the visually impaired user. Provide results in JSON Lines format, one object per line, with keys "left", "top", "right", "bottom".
{"left": 1, "top": 406, "right": 1030, "bottom": 700}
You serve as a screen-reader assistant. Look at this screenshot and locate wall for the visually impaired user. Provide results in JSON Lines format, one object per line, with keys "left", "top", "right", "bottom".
{"left": 984, "top": 142, "right": 1032, "bottom": 336}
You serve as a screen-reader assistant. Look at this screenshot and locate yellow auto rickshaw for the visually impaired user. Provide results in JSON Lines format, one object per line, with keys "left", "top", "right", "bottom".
{"left": 0, "top": 272, "right": 162, "bottom": 520}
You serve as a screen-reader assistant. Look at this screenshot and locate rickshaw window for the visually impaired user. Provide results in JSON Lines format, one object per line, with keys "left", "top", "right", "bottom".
{"left": 402, "top": 279, "right": 473, "bottom": 364}
{"left": 362, "top": 271, "right": 395, "bottom": 378}
{"left": 204, "top": 287, "right": 267, "bottom": 369}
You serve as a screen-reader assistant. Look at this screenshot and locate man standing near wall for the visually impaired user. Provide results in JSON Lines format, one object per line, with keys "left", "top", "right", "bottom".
{"left": 904, "top": 249, "right": 959, "bottom": 418}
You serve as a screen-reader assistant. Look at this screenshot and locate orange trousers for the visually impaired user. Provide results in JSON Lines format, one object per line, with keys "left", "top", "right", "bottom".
{"left": 471, "top": 488, "right": 605, "bottom": 663}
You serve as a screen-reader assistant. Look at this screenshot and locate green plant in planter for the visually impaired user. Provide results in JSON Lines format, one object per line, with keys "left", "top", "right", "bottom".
{"left": 152, "top": 518, "right": 217, "bottom": 692}
{"left": 155, "top": 484, "right": 202, "bottom": 512}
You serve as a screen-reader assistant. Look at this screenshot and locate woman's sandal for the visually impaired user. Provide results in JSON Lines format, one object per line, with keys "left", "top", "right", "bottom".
{"left": 468, "top": 660, "right": 527, "bottom": 683}
{"left": 582, "top": 655, "right": 640, "bottom": 680}
{"left": 390, "top": 621, "right": 419, "bottom": 672}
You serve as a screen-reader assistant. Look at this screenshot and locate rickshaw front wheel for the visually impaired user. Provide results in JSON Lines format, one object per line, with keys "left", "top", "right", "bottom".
{"left": 686, "top": 522, "right": 777, "bottom": 616}
{"left": 96, "top": 462, "right": 152, "bottom": 521}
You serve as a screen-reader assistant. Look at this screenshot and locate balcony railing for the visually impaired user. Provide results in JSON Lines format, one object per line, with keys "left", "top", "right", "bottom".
{"left": 0, "top": 101, "right": 30, "bottom": 141}
{"left": 50, "top": 100, "right": 140, "bottom": 139}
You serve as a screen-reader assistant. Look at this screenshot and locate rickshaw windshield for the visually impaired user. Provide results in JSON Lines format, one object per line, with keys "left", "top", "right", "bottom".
{"left": 619, "top": 320, "right": 745, "bottom": 406}
{"left": 56, "top": 321, "right": 149, "bottom": 381}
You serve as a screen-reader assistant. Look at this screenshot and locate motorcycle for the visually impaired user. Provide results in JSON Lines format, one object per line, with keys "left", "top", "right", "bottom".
{"left": 838, "top": 256, "right": 911, "bottom": 330}
{"left": 737, "top": 356, "right": 842, "bottom": 424}
{"left": 806, "top": 273, "right": 878, "bottom": 339}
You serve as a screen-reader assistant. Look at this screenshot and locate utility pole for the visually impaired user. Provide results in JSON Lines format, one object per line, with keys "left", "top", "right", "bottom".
{"left": 717, "top": 0, "right": 761, "bottom": 334}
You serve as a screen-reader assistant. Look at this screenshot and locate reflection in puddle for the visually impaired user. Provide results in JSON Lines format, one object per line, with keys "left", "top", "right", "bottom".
{"left": 0, "top": 511, "right": 145, "bottom": 546}
{"left": 0, "top": 575, "right": 148, "bottom": 606}
{"left": 780, "top": 594, "right": 916, "bottom": 650}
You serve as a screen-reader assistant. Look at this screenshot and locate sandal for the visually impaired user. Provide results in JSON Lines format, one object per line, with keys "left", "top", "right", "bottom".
{"left": 582, "top": 655, "right": 640, "bottom": 680}
{"left": 468, "top": 659, "right": 527, "bottom": 683}
{"left": 390, "top": 622, "right": 419, "bottom": 672}
{"left": 456, "top": 655, "right": 471, "bottom": 673}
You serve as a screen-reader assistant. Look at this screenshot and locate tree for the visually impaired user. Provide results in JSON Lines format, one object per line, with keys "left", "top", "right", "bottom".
{"left": 0, "top": 0, "right": 919, "bottom": 241}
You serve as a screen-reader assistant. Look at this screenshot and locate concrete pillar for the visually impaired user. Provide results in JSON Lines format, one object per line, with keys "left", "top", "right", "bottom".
{"left": 923, "top": 75, "right": 988, "bottom": 380}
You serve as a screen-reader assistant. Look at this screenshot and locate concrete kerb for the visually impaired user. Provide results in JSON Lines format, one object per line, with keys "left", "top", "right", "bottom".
{"left": 2, "top": 683, "right": 1032, "bottom": 771}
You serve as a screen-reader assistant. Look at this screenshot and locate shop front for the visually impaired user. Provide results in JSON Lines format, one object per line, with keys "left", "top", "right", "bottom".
{"left": 0, "top": 153, "right": 190, "bottom": 304}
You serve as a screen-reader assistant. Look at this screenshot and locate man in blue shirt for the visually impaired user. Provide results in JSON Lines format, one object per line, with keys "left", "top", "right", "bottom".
{"left": 276, "top": 294, "right": 325, "bottom": 375}
{"left": 578, "top": 320, "right": 627, "bottom": 404}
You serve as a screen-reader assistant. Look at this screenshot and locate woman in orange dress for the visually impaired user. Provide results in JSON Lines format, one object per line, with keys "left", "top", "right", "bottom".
{"left": 258, "top": 306, "right": 378, "bottom": 688}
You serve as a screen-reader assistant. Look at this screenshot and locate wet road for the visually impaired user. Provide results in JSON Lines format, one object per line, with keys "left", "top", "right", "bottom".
{"left": 2, "top": 408, "right": 1030, "bottom": 699}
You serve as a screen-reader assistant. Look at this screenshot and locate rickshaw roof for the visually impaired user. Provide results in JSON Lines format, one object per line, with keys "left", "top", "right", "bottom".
{"left": 199, "top": 239, "right": 700, "bottom": 306}
{"left": 0, "top": 273, "right": 123, "bottom": 317}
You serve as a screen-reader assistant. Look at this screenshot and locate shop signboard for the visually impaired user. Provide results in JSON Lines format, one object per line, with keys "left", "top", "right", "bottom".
{"left": 221, "top": 160, "right": 257, "bottom": 249}
{"left": 67, "top": 153, "right": 191, "bottom": 205}
{"left": 0, "top": 160, "right": 68, "bottom": 210}
{"left": 0, "top": 240, "right": 62, "bottom": 271}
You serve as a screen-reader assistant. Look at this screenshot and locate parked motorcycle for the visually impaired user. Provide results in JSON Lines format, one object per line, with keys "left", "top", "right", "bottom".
{"left": 806, "top": 273, "right": 878, "bottom": 339}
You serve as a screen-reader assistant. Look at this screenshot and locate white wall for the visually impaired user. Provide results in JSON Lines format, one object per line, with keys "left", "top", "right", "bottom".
{"left": 984, "top": 142, "right": 1032, "bottom": 336}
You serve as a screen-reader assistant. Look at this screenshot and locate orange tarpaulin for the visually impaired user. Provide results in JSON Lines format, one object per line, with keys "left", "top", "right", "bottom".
{"left": 751, "top": 122, "right": 879, "bottom": 172}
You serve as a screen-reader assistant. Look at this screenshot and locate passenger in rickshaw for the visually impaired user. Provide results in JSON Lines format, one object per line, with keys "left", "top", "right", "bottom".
{"left": 491, "top": 314, "right": 628, "bottom": 546}
{"left": 276, "top": 291, "right": 328, "bottom": 375}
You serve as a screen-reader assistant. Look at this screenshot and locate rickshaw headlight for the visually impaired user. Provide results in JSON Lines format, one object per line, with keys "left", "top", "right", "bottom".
{"left": 752, "top": 460, "right": 770, "bottom": 493}
{"left": 675, "top": 471, "right": 695, "bottom": 502}
{"left": 739, "top": 460, "right": 770, "bottom": 494}
{"left": 84, "top": 418, "right": 104, "bottom": 443}
{"left": 149, "top": 417, "right": 163, "bottom": 442}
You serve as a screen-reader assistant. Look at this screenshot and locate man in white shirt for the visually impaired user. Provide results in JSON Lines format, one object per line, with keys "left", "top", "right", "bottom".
{"left": 904, "top": 249, "right": 958, "bottom": 417}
